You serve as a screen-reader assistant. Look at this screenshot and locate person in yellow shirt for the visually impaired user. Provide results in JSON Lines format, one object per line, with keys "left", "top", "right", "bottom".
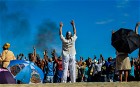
{"left": 0, "top": 43, "right": 16, "bottom": 68}
{"left": 0, "top": 43, "right": 16, "bottom": 84}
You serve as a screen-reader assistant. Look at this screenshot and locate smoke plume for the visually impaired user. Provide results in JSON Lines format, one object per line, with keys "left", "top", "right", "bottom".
{"left": 35, "top": 19, "right": 61, "bottom": 54}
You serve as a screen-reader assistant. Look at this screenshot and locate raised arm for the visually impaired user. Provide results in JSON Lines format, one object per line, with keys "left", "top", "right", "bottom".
{"left": 71, "top": 20, "right": 76, "bottom": 35}
{"left": 59, "top": 22, "right": 63, "bottom": 35}
{"left": 33, "top": 46, "right": 36, "bottom": 60}
{"left": 135, "top": 22, "right": 140, "bottom": 34}
{"left": 51, "top": 49, "right": 58, "bottom": 62}
{"left": 112, "top": 30, "right": 115, "bottom": 34}
{"left": 44, "top": 50, "right": 48, "bottom": 63}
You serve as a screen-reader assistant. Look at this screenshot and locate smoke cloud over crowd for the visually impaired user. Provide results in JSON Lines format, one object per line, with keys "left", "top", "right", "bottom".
{"left": 35, "top": 19, "right": 60, "bottom": 54}
{"left": 0, "top": 1, "right": 61, "bottom": 56}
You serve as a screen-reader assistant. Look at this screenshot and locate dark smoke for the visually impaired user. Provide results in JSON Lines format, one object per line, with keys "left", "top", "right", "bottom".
{"left": 35, "top": 19, "right": 60, "bottom": 53}
{"left": 0, "top": 1, "right": 61, "bottom": 56}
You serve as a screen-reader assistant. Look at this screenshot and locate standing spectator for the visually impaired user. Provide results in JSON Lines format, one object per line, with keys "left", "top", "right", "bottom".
{"left": 28, "top": 46, "right": 36, "bottom": 63}
{"left": 86, "top": 58, "right": 93, "bottom": 82}
{"left": 53, "top": 52, "right": 63, "bottom": 83}
{"left": 135, "top": 58, "right": 140, "bottom": 81}
{"left": 43, "top": 50, "right": 54, "bottom": 83}
{"left": 93, "top": 55, "right": 97, "bottom": 64}
{"left": 0, "top": 43, "right": 16, "bottom": 84}
{"left": 78, "top": 56, "right": 84, "bottom": 66}
{"left": 43, "top": 50, "right": 48, "bottom": 83}
{"left": 35, "top": 54, "right": 42, "bottom": 68}
{"left": 116, "top": 51, "right": 131, "bottom": 82}
{"left": 82, "top": 62, "right": 89, "bottom": 82}
{"left": 59, "top": 20, "right": 77, "bottom": 83}
{"left": 76, "top": 61, "right": 81, "bottom": 82}
{"left": 94, "top": 59, "right": 104, "bottom": 82}
{"left": 24, "top": 46, "right": 43, "bottom": 84}
{"left": 106, "top": 57, "right": 115, "bottom": 82}
{"left": 128, "top": 58, "right": 135, "bottom": 81}
{"left": 0, "top": 43, "right": 16, "bottom": 68}
{"left": 45, "top": 58, "right": 54, "bottom": 83}
{"left": 79, "top": 62, "right": 86, "bottom": 82}
{"left": 135, "top": 49, "right": 140, "bottom": 81}
{"left": 99, "top": 54, "right": 105, "bottom": 64}
{"left": 40, "top": 59, "right": 46, "bottom": 73}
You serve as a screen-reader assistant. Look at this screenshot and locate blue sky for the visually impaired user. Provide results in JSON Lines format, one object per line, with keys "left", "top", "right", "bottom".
{"left": 0, "top": 0, "right": 140, "bottom": 60}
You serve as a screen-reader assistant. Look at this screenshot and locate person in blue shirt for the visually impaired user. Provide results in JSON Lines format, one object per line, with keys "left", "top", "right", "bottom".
{"left": 128, "top": 58, "right": 135, "bottom": 81}
{"left": 84, "top": 64, "right": 89, "bottom": 82}
{"left": 43, "top": 50, "right": 54, "bottom": 83}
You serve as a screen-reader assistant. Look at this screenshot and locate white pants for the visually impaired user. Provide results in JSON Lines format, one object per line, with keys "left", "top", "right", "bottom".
{"left": 61, "top": 54, "right": 76, "bottom": 83}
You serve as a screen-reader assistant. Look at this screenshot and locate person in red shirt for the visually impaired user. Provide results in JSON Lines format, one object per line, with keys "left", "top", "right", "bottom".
{"left": 52, "top": 50, "right": 63, "bottom": 83}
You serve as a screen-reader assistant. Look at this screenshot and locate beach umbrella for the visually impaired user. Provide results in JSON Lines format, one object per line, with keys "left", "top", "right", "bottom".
{"left": 0, "top": 68, "right": 16, "bottom": 84}
{"left": 7, "top": 60, "right": 44, "bottom": 84}
{"left": 111, "top": 27, "right": 140, "bottom": 53}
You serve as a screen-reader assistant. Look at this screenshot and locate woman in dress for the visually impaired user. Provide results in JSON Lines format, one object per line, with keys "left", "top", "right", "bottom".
{"left": 116, "top": 51, "right": 131, "bottom": 82}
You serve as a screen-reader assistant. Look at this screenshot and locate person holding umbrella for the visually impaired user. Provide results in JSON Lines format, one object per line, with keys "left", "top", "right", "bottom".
{"left": 59, "top": 20, "right": 77, "bottom": 83}
{"left": 112, "top": 22, "right": 140, "bottom": 82}
{"left": 112, "top": 30, "right": 131, "bottom": 82}
{"left": 0, "top": 43, "right": 16, "bottom": 84}
{"left": 115, "top": 51, "right": 131, "bottom": 82}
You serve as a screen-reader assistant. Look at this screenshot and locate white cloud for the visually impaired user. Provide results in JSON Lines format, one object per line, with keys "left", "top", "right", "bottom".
{"left": 95, "top": 19, "right": 114, "bottom": 25}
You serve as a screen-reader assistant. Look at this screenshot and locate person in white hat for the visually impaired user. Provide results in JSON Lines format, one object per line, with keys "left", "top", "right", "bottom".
{"left": 59, "top": 20, "right": 77, "bottom": 83}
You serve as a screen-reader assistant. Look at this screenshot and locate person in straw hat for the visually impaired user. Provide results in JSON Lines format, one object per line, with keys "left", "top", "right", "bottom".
{"left": 0, "top": 43, "right": 16, "bottom": 68}
{"left": 0, "top": 43, "right": 16, "bottom": 84}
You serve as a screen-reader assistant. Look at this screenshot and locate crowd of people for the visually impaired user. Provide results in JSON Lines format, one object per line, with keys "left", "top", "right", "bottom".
{"left": 31, "top": 50, "right": 140, "bottom": 83}
{"left": 0, "top": 20, "right": 140, "bottom": 84}
{"left": 4, "top": 49, "right": 140, "bottom": 83}
{"left": 0, "top": 43, "right": 140, "bottom": 84}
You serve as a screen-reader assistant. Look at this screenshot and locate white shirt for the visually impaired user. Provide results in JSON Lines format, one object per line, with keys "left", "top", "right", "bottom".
{"left": 60, "top": 34, "right": 77, "bottom": 56}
